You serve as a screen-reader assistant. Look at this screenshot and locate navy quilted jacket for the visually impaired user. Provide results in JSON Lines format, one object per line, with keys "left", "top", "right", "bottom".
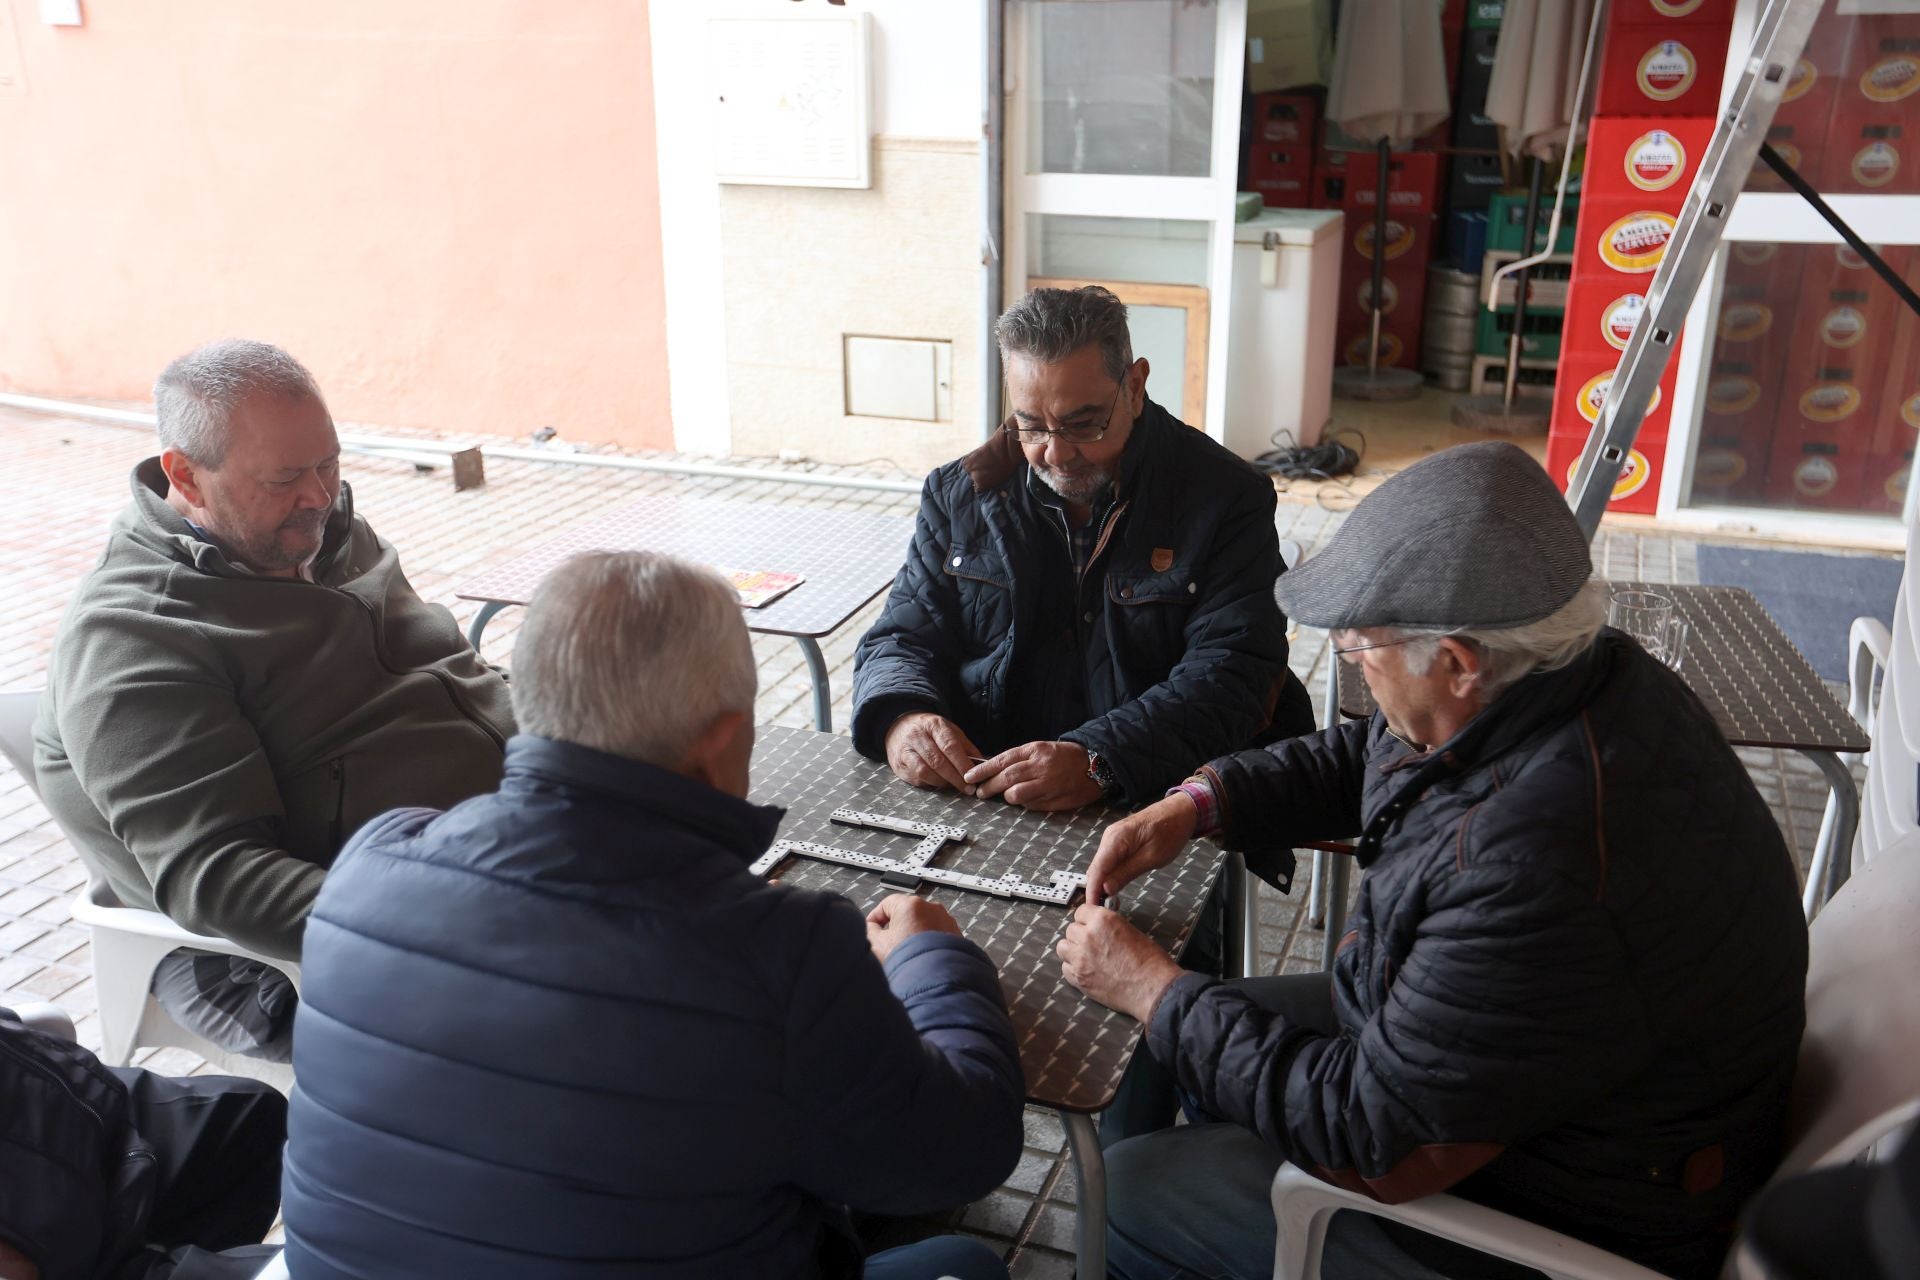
{"left": 281, "top": 736, "right": 1025, "bottom": 1280}
{"left": 851, "top": 398, "right": 1313, "bottom": 815}
{"left": 1154, "top": 634, "right": 1808, "bottom": 1279}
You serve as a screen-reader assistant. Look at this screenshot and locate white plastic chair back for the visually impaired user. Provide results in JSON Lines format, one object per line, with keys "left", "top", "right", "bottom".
{"left": 1856, "top": 517, "right": 1920, "bottom": 865}
{"left": 0, "top": 690, "right": 297, "bottom": 1082}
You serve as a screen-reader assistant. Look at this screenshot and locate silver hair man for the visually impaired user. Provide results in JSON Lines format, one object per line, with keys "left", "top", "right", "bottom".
{"left": 1391, "top": 578, "right": 1611, "bottom": 701}
{"left": 154, "top": 339, "right": 325, "bottom": 469}
{"left": 994, "top": 284, "right": 1135, "bottom": 384}
{"left": 511, "top": 551, "right": 759, "bottom": 770}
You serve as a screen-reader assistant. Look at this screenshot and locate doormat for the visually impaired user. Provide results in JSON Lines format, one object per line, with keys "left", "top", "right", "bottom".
{"left": 1694, "top": 545, "right": 1904, "bottom": 684}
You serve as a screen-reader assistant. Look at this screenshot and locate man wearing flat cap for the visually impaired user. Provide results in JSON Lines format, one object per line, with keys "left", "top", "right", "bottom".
{"left": 1057, "top": 442, "right": 1809, "bottom": 1280}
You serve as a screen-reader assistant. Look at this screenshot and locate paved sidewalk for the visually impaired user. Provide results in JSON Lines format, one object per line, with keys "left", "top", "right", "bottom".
{"left": 0, "top": 405, "right": 1876, "bottom": 1277}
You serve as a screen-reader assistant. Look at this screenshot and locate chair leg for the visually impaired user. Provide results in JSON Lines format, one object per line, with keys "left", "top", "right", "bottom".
{"left": 87, "top": 927, "right": 184, "bottom": 1067}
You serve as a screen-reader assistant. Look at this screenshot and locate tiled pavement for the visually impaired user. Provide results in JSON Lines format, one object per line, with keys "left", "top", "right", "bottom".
{"left": 0, "top": 405, "right": 1888, "bottom": 1277}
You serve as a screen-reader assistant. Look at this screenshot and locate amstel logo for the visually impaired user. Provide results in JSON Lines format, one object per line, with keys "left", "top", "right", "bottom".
{"left": 1782, "top": 58, "right": 1817, "bottom": 103}
{"left": 1706, "top": 376, "right": 1761, "bottom": 416}
{"left": 1598, "top": 211, "right": 1676, "bottom": 273}
{"left": 1890, "top": 466, "right": 1911, "bottom": 505}
{"left": 1694, "top": 448, "right": 1748, "bottom": 489}
{"left": 1717, "top": 304, "right": 1772, "bottom": 344}
{"left": 1602, "top": 294, "right": 1646, "bottom": 350}
{"left": 1861, "top": 54, "right": 1920, "bottom": 103}
{"left": 1794, "top": 456, "right": 1839, "bottom": 497}
{"left": 1820, "top": 306, "right": 1868, "bottom": 349}
{"left": 1638, "top": 41, "right": 1698, "bottom": 101}
{"left": 1578, "top": 371, "right": 1662, "bottom": 425}
{"left": 1564, "top": 449, "right": 1652, "bottom": 500}
{"left": 1624, "top": 131, "right": 1687, "bottom": 192}
{"left": 1903, "top": 392, "right": 1920, "bottom": 431}
{"left": 1799, "top": 382, "right": 1863, "bottom": 422}
{"left": 1852, "top": 142, "right": 1900, "bottom": 188}
{"left": 1732, "top": 242, "right": 1778, "bottom": 268}
{"left": 1650, "top": 0, "right": 1707, "bottom": 13}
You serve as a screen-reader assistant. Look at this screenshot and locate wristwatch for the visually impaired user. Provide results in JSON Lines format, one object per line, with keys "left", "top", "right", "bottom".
{"left": 1085, "top": 748, "right": 1119, "bottom": 798}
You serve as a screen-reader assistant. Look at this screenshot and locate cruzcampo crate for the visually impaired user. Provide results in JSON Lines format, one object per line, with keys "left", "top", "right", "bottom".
{"left": 1475, "top": 305, "right": 1566, "bottom": 360}
{"left": 1486, "top": 192, "right": 1580, "bottom": 255}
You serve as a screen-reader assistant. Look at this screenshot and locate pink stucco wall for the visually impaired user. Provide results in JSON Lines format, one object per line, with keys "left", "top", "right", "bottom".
{"left": 0, "top": 1, "right": 673, "bottom": 450}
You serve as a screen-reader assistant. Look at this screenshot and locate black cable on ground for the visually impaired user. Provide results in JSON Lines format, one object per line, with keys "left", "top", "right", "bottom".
{"left": 1251, "top": 429, "right": 1365, "bottom": 483}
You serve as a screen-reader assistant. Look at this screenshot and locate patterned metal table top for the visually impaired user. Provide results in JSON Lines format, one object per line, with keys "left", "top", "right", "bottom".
{"left": 749, "top": 725, "right": 1225, "bottom": 1114}
{"left": 455, "top": 491, "right": 913, "bottom": 638}
{"left": 1337, "top": 583, "right": 1868, "bottom": 754}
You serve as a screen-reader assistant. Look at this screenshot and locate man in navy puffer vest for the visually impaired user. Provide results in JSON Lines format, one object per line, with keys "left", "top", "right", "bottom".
{"left": 281, "top": 551, "right": 1025, "bottom": 1280}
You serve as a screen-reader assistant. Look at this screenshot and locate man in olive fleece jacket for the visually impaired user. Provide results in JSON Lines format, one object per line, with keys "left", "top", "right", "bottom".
{"left": 33, "top": 340, "right": 514, "bottom": 1057}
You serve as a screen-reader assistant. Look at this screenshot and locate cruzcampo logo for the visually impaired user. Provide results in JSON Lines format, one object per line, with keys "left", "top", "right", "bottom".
{"left": 1602, "top": 293, "right": 1646, "bottom": 350}
{"left": 1861, "top": 54, "right": 1920, "bottom": 102}
{"left": 1345, "top": 331, "right": 1403, "bottom": 367}
{"left": 1624, "top": 130, "right": 1687, "bottom": 192}
{"left": 1707, "top": 376, "right": 1761, "bottom": 416}
{"left": 1800, "top": 382, "right": 1863, "bottom": 422}
{"left": 1852, "top": 142, "right": 1900, "bottom": 188}
{"left": 1718, "top": 303, "right": 1772, "bottom": 343}
{"left": 1355, "top": 219, "right": 1416, "bottom": 261}
{"left": 1578, "top": 370, "right": 1663, "bottom": 425}
{"left": 1598, "top": 211, "right": 1676, "bottom": 273}
{"left": 1357, "top": 277, "right": 1399, "bottom": 314}
{"left": 1565, "top": 449, "right": 1651, "bottom": 500}
{"left": 1638, "top": 40, "right": 1698, "bottom": 101}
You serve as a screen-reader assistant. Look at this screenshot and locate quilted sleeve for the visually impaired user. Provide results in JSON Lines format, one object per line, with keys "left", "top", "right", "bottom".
{"left": 850, "top": 475, "right": 969, "bottom": 759}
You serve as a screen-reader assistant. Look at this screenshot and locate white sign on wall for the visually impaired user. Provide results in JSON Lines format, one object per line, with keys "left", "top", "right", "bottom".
{"left": 711, "top": 11, "right": 872, "bottom": 189}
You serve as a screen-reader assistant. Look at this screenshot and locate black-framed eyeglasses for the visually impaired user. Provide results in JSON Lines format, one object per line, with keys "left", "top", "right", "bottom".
{"left": 1002, "top": 383, "right": 1124, "bottom": 446}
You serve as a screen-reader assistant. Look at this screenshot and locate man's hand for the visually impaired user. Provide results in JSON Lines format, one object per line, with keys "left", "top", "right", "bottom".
{"left": 866, "top": 892, "right": 963, "bottom": 963}
{"left": 1057, "top": 903, "right": 1185, "bottom": 1023}
{"left": 965, "top": 740, "right": 1104, "bottom": 811}
{"left": 1083, "top": 792, "right": 1200, "bottom": 906}
{"left": 884, "top": 713, "right": 984, "bottom": 795}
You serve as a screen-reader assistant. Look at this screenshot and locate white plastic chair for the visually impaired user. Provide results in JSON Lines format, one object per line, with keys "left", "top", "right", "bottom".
{"left": 1841, "top": 513, "right": 1920, "bottom": 883}
{"left": 0, "top": 690, "right": 300, "bottom": 1072}
{"left": 1270, "top": 829, "right": 1920, "bottom": 1280}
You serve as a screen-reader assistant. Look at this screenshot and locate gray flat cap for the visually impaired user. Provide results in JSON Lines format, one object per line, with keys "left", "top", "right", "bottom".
{"left": 1274, "top": 441, "right": 1591, "bottom": 630}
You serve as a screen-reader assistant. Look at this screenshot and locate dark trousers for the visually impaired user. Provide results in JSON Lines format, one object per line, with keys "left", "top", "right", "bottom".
{"left": 109, "top": 1067, "right": 287, "bottom": 1280}
{"left": 1101, "top": 973, "right": 1545, "bottom": 1280}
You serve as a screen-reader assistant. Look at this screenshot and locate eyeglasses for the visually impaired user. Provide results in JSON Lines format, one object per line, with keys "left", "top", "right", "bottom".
{"left": 1003, "top": 384, "right": 1124, "bottom": 445}
{"left": 1330, "top": 635, "right": 1423, "bottom": 663}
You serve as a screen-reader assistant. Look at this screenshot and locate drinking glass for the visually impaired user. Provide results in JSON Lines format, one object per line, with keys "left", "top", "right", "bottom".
{"left": 1608, "top": 588, "right": 1688, "bottom": 671}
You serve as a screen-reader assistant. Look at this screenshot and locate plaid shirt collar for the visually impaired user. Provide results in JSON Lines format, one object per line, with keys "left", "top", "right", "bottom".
{"left": 1026, "top": 467, "right": 1118, "bottom": 574}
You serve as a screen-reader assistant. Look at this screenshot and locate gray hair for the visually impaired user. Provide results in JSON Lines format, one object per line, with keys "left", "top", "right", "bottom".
{"left": 995, "top": 286, "right": 1134, "bottom": 383}
{"left": 510, "top": 552, "right": 758, "bottom": 768}
{"left": 153, "top": 339, "right": 325, "bottom": 469}
{"left": 1393, "top": 578, "right": 1611, "bottom": 702}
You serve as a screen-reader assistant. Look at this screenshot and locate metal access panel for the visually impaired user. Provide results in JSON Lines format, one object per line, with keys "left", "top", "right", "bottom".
{"left": 751, "top": 807, "right": 1089, "bottom": 906}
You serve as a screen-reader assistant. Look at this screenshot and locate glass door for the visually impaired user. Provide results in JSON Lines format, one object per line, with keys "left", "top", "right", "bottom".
{"left": 1662, "top": 1, "right": 1920, "bottom": 542}
{"left": 1004, "top": 0, "right": 1248, "bottom": 439}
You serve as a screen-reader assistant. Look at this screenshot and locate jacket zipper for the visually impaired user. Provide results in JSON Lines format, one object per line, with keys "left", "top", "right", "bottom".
{"left": 350, "top": 594, "right": 507, "bottom": 750}
{"left": 328, "top": 758, "right": 346, "bottom": 850}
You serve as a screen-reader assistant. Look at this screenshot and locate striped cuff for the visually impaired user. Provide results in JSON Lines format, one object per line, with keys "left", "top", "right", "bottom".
{"left": 1169, "top": 777, "right": 1222, "bottom": 838}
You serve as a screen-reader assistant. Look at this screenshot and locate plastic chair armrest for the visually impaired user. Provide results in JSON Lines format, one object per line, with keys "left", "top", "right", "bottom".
{"left": 1848, "top": 616, "right": 1892, "bottom": 732}
{"left": 1269, "top": 1164, "right": 1672, "bottom": 1280}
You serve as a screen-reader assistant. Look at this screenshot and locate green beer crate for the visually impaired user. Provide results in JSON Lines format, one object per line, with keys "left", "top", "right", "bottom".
{"left": 1485, "top": 192, "right": 1579, "bottom": 255}
{"left": 1474, "top": 306, "right": 1564, "bottom": 361}
{"left": 1466, "top": 1, "right": 1506, "bottom": 30}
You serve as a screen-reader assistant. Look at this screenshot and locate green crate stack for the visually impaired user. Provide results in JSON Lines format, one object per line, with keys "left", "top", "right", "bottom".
{"left": 1465, "top": 1, "right": 1505, "bottom": 30}
{"left": 1474, "top": 306, "right": 1564, "bottom": 360}
{"left": 1485, "top": 193, "right": 1579, "bottom": 255}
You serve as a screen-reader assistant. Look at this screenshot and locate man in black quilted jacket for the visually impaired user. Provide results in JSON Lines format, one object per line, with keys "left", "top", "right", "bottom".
{"left": 1057, "top": 442, "right": 1809, "bottom": 1280}
{"left": 851, "top": 286, "right": 1314, "bottom": 818}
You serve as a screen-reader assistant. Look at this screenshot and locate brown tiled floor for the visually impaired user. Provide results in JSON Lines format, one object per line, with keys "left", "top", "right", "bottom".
{"left": 0, "top": 404, "right": 1888, "bottom": 1277}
